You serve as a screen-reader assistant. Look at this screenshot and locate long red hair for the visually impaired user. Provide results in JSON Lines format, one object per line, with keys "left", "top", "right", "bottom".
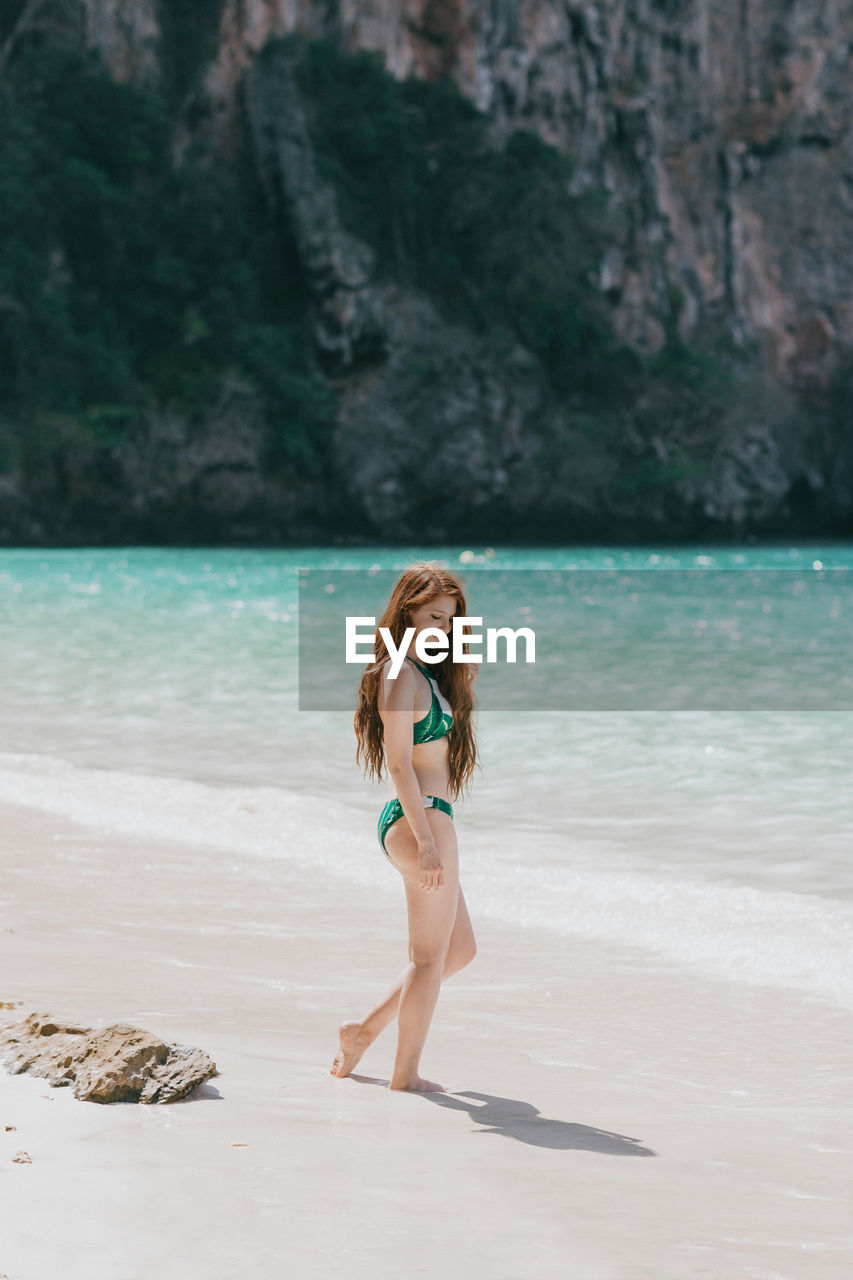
{"left": 354, "top": 562, "right": 479, "bottom": 801}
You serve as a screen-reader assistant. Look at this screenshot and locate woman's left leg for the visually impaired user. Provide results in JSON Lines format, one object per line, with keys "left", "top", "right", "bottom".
{"left": 330, "top": 885, "right": 477, "bottom": 1077}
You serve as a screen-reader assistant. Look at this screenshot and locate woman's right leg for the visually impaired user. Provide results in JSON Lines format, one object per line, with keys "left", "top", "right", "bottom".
{"left": 385, "top": 807, "right": 459, "bottom": 1092}
{"left": 330, "top": 882, "right": 476, "bottom": 1079}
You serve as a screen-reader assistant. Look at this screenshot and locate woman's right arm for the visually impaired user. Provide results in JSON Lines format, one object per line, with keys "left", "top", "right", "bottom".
{"left": 381, "top": 664, "right": 444, "bottom": 891}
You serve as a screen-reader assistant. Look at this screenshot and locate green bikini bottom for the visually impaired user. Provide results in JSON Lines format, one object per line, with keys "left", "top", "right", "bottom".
{"left": 377, "top": 795, "right": 454, "bottom": 856}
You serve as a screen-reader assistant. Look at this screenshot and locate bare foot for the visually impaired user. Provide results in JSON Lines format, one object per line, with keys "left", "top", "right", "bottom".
{"left": 330, "top": 1020, "right": 371, "bottom": 1078}
{"left": 389, "top": 1076, "right": 446, "bottom": 1093}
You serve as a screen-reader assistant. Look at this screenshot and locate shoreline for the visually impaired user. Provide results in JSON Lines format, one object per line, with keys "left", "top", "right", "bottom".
{"left": 2, "top": 798, "right": 852, "bottom": 1278}
{"left": 2, "top": 749, "right": 850, "bottom": 1015}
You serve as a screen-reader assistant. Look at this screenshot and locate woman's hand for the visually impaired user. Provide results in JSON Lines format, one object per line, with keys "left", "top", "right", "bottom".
{"left": 416, "top": 838, "right": 444, "bottom": 892}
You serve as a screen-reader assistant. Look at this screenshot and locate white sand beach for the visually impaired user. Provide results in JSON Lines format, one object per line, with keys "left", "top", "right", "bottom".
{"left": 1, "top": 798, "right": 851, "bottom": 1280}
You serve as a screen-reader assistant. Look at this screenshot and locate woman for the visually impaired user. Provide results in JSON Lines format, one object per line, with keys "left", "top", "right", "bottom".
{"left": 330, "top": 563, "right": 479, "bottom": 1093}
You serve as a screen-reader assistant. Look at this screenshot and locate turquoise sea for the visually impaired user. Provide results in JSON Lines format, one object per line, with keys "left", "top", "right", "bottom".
{"left": 1, "top": 543, "right": 851, "bottom": 1008}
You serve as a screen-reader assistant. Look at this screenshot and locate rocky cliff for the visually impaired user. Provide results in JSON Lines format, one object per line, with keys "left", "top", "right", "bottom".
{"left": 2, "top": 0, "right": 851, "bottom": 542}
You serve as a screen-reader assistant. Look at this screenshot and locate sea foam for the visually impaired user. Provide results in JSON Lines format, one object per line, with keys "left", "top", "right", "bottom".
{"left": 2, "top": 751, "right": 851, "bottom": 1011}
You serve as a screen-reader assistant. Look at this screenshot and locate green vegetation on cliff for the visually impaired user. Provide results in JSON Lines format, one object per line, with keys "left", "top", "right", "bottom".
{"left": 0, "top": 42, "right": 333, "bottom": 471}
{"left": 0, "top": 25, "right": 743, "bottom": 527}
{"left": 291, "top": 37, "right": 633, "bottom": 401}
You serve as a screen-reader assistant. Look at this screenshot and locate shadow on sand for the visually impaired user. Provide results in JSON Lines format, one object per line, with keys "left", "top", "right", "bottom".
{"left": 347, "top": 1077, "right": 656, "bottom": 1156}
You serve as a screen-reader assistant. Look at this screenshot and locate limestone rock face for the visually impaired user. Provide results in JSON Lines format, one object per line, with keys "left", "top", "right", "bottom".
{"left": 84, "top": 0, "right": 853, "bottom": 390}
{"left": 0, "top": 383, "right": 329, "bottom": 546}
{"left": 0, "top": 1013, "right": 218, "bottom": 1104}
{"left": 26, "top": 0, "right": 845, "bottom": 539}
{"left": 83, "top": 0, "right": 160, "bottom": 83}
{"left": 247, "top": 44, "right": 387, "bottom": 372}
{"left": 332, "top": 296, "right": 557, "bottom": 538}
{"left": 245, "top": 40, "right": 561, "bottom": 537}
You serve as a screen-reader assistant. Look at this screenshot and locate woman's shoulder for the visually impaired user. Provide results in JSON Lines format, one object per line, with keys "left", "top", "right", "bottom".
{"left": 379, "top": 655, "right": 417, "bottom": 678}
{"left": 378, "top": 657, "right": 418, "bottom": 702}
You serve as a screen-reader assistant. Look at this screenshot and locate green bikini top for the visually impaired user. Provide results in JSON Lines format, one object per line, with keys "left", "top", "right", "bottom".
{"left": 407, "top": 657, "right": 453, "bottom": 744}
